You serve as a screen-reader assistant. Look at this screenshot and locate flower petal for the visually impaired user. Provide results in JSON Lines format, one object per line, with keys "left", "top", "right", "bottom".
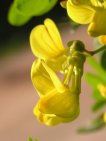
{"left": 60, "top": 1, "right": 67, "bottom": 8}
{"left": 67, "top": 0, "right": 95, "bottom": 24}
{"left": 33, "top": 104, "right": 62, "bottom": 126}
{"left": 44, "top": 18, "right": 64, "bottom": 52}
{"left": 88, "top": 9, "right": 106, "bottom": 36}
{"left": 42, "top": 61, "right": 67, "bottom": 93}
{"left": 34, "top": 103, "right": 79, "bottom": 126}
{"left": 30, "top": 18, "right": 64, "bottom": 59}
{"left": 38, "top": 89, "right": 79, "bottom": 118}
{"left": 45, "top": 54, "right": 67, "bottom": 71}
{"left": 91, "top": 0, "right": 106, "bottom": 7}
{"left": 31, "top": 59, "right": 54, "bottom": 96}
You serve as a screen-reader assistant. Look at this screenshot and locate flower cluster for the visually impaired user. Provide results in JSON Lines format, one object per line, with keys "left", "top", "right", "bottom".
{"left": 30, "top": 18, "right": 86, "bottom": 126}
{"left": 61, "top": 0, "right": 106, "bottom": 44}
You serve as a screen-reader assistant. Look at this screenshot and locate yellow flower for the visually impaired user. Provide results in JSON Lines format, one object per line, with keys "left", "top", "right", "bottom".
{"left": 30, "top": 18, "right": 68, "bottom": 71}
{"left": 97, "top": 84, "right": 106, "bottom": 99}
{"left": 103, "top": 112, "right": 106, "bottom": 123}
{"left": 98, "top": 35, "right": 106, "bottom": 45}
{"left": 32, "top": 60, "right": 80, "bottom": 126}
{"left": 61, "top": 0, "right": 106, "bottom": 37}
{"left": 30, "top": 19, "right": 85, "bottom": 126}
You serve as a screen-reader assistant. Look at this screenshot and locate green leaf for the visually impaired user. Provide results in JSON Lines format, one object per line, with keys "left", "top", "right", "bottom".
{"left": 92, "top": 89, "right": 104, "bottom": 100}
{"left": 77, "top": 114, "right": 105, "bottom": 133}
{"left": 101, "top": 50, "right": 106, "bottom": 70}
{"left": 28, "top": 137, "right": 33, "bottom": 141}
{"left": 85, "top": 73, "right": 106, "bottom": 101}
{"left": 92, "top": 99, "right": 106, "bottom": 112}
{"left": 14, "top": 0, "right": 58, "bottom": 16}
{"left": 8, "top": 0, "right": 58, "bottom": 26}
{"left": 87, "top": 57, "right": 106, "bottom": 83}
{"left": 85, "top": 73, "right": 105, "bottom": 88}
{"left": 8, "top": 3, "right": 31, "bottom": 26}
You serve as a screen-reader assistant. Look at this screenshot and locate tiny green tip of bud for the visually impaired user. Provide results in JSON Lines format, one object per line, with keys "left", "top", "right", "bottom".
{"left": 67, "top": 40, "right": 85, "bottom": 52}
{"left": 67, "top": 41, "right": 74, "bottom": 48}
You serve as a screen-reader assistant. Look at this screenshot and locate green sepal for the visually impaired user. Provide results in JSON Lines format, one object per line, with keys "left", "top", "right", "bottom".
{"left": 92, "top": 99, "right": 106, "bottom": 112}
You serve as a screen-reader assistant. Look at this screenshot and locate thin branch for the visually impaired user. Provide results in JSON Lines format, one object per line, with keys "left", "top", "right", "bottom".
{"left": 85, "top": 45, "right": 106, "bottom": 56}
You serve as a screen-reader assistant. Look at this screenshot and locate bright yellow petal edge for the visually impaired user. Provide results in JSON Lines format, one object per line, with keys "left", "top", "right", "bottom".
{"left": 31, "top": 60, "right": 55, "bottom": 97}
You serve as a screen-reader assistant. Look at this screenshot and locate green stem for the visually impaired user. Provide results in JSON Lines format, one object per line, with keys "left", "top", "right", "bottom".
{"left": 74, "top": 67, "right": 81, "bottom": 94}
{"left": 63, "top": 65, "right": 73, "bottom": 86}
{"left": 85, "top": 45, "right": 106, "bottom": 56}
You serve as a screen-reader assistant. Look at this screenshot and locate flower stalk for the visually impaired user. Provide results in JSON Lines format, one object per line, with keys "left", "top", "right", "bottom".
{"left": 85, "top": 45, "right": 106, "bottom": 56}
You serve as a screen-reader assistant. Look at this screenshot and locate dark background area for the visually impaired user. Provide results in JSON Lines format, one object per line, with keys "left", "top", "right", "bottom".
{"left": 0, "top": 0, "right": 67, "bottom": 45}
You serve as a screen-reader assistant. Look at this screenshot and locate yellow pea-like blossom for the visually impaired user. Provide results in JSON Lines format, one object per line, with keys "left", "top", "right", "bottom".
{"left": 30, "top": 18, "right": 85, "bottom": 126}
{"left": 61, "top": 0, "right": 106, "bottom": 37}
{"left": 32, "top": 60, "right": 80, "bottom": 126}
